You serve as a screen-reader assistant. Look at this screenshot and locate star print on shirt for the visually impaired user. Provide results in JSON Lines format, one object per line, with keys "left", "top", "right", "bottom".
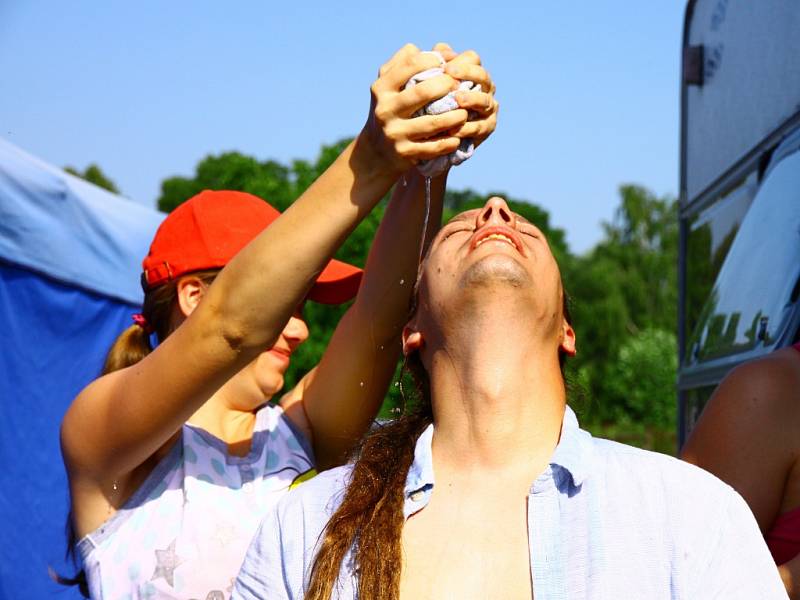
{"left": 211, "top": 522, "right": 237, "bottom": 548}
{"left": 151, "top": 538, "right": 182, "bottom": 587}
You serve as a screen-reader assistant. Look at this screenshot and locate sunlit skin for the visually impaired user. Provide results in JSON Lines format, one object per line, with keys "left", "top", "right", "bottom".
{"left": 60, "top": 47, "right": 499, "bottom": 591}
{"left": 217, "top": 311, "right": 309, "bottom": 407}
{"left": 682, "top": 348, "right": 800, "bottom": 598}
{"left": 398, "top": 197, "right": 575, "bottom": 600}
{"left": 171, "top": 276, "right": 310, "bottom": 444}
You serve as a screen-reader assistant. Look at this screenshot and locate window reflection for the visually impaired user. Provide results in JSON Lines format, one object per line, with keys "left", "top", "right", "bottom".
{"left": 684, "top": 174, "right": 756, "bottom": 353}
{"left": 685, "top": 148, "right": 800, "bottom": 363}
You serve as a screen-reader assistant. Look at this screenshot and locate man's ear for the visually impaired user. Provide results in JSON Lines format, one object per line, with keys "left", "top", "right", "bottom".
{"left": 560, "top": 320, "right": 576, "bottom": 357}
{"left": 176, "top": 276, "right": 207, "bottom": 318}
{"left": 402, "top": 325, "right": 425, "bottom": 357}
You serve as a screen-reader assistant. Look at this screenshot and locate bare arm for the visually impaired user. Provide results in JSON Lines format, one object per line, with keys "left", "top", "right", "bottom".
{"left": 681, "top": 356, "right": 799, "bottom": 530}
{"left": 682, "top": 351, "right": 800, "bottom": 597}
{"left": 61, "top": 45, "right": 462, "bottom": 489}
{"left": 284, "top": 48, "right": 499, "bottom": 468}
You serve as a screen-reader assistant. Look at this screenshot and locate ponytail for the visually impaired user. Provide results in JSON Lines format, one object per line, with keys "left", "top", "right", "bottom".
{"left": 101, "top": 268, "right": 219, "bottom": 375}
{"left": 101, "top": 324, "right": 152, "bottom": 374}
{"left": 58, "top": 269, "right": 220, "bottom": 595}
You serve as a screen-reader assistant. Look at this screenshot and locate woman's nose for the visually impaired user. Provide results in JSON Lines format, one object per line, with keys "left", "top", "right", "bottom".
{"left": 282, "top": 314, "right": 309, "bottom": 349}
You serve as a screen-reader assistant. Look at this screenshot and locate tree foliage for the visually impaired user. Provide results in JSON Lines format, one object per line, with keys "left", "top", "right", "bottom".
{"left": 156, "top": 145, "right": 679, "bottom": 451}
{"left": 564, "top": 184, "right": 678, "bottom": 438}
{"left": 64, "top": 164, "right": 120, "bottom": 194}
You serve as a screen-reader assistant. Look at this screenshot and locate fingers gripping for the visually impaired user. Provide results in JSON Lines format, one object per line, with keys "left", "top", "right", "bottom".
{"left": 363, "top": 43, "right": 496, "bottom": 172}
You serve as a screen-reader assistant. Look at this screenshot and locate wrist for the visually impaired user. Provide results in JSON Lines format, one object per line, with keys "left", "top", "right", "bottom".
{"left": 351, "top": 129, "right": 405, "bottom": 182}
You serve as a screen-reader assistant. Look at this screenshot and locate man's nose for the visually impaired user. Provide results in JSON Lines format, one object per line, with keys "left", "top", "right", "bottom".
{"left": 475, "top": 196, "right": 516, "bottom": 229}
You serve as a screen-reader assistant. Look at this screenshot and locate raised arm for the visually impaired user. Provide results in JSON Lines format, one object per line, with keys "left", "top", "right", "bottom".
{"left": 285, "top": 47, "right": 499, "bottom": 468}
{"left": 61, "top": 45, "right": 462, "bottom": 496}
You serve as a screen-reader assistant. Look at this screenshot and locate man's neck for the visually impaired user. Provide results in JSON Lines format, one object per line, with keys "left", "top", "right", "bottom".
{"left": 426, "top": 300, "right": 566, "bottom": 484}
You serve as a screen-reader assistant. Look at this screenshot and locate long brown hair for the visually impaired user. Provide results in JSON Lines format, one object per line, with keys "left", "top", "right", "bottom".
{"left": 56, "top": 270, "right": 218, "bottom": 596}
{"left": 305, "top": 292, "right": 573, "bottom": 600}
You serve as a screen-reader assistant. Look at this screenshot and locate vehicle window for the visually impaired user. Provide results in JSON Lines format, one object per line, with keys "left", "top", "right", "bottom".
{"left": 685, "top": 150, "right": 800, "bottom": 363}
{"left": 684, "top": 173, "right": 756, "bottom": 353}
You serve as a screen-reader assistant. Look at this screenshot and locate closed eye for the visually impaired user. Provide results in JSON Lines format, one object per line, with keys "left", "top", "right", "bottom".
{"left": 518, "top": 225, "right": 542, "bottom": 240}
{"left": 440, "top": 227, "right": 472, "bottom": 242}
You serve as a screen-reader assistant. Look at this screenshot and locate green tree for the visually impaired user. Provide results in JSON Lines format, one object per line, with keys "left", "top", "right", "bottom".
{"left": 605, "top": 328, "right": 678, "bottom": 428}
{"left": 64, "top": 164, "right": 120, "bottom": 194}
{"left": 565, "top": 184, "right": 678, "bottom": 438}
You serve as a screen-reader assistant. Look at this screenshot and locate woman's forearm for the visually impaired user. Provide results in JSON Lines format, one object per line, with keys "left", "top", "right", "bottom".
{"left": 200, "top": 136, "right": 400, "bottom": 360}
{"left": 351, "top": 169, "right": 446, "bottom": 343}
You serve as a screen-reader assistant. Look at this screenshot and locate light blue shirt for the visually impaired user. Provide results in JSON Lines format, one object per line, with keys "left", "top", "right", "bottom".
{"left": 234, "top": 407, "right": 787, "bottom": 599}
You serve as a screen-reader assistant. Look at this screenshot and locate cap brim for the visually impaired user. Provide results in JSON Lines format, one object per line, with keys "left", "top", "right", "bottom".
{"left": 307, "top": 258, "right": 363, "bottom": 304}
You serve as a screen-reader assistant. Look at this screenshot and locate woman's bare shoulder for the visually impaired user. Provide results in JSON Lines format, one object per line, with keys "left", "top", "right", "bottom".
{"left": 720, "top": 348, "right": 800, "bottom": 417}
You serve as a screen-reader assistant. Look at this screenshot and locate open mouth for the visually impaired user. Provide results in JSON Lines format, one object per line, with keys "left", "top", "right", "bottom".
{"left": 470, "top": 227, "right": 524, "bottom": 253}
{"left": 476, "top": 233, "right": 515, "bottom": 248}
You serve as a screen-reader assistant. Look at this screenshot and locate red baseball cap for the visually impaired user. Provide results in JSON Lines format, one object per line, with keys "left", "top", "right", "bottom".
{"left": 141, "top": 190, "right": 363, "bottom": 304}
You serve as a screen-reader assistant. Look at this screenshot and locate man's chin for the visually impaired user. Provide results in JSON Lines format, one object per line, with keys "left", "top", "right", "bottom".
{"left": 459, "top": 255, "right": 532, "bottom": 290}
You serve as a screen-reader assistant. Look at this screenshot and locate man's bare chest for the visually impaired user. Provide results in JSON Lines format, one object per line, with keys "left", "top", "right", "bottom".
{"left": 398, "top": 490, "right": 533, "bottom": 600}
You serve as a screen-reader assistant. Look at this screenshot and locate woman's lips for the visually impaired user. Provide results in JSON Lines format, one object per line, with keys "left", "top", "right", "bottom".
{"left": 265, "top": 348, "right": 291, "bottom": 367}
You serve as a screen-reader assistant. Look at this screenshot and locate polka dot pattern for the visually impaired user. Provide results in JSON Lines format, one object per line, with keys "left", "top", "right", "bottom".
{"left": 79, "top": 405, "right": 315, "bottom": 599}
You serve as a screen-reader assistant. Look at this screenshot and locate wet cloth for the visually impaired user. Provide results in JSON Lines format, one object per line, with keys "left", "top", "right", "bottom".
{"left": 405, "top": 51, "right": 480, "bottom": 178}
{"left": 77, "top": 404, "right": 314, "bottom": 600}
{"left": 233, "top": 406, "right": 787, "bottom": 599}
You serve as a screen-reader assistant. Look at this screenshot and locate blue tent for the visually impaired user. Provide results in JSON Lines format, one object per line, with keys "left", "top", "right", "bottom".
{"left": 0, "top": 138, "right": 164, "bottom": 598}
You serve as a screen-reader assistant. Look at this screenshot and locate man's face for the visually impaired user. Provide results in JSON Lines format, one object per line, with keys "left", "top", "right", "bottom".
{"left": 407, "top": 196, "right": 573, "bottom": 355}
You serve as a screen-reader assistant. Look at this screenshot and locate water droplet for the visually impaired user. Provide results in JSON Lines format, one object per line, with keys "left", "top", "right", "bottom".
{"left": 359, "top": 381, "right": 365, "bottom": 387}
{"left": 399, "top": 279, "right": 405, "bottom": 285}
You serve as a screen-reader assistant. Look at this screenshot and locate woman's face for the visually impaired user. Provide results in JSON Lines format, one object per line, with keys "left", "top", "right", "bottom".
{"left": 223, "top": 307, "right": 309, "bottom": 409}
{"left": 248, "top": 308, "right": 309, "bottom": 399}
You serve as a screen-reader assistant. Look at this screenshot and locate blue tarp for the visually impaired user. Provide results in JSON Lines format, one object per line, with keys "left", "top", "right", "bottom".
{"left": 0, "top": 138, "right": 164, "bottom": 598}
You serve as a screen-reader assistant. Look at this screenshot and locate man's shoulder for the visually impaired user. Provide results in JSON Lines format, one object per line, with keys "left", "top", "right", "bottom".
{"left": 275, "top": 462, "right": 354, "bottom": 520}
{"left": 588, "top": 435, "right": 738, "bottom": 504}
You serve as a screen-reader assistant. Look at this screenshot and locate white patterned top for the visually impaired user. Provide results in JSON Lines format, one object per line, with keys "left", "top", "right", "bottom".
{"left": 77, "top": 404, "right": 314, "bottom": 599}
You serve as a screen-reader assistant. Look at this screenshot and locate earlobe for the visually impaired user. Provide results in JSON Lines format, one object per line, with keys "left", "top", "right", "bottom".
{"left": 402, "top": 326, "right": 424, "bottom": 357}
{"left": 560, "top": 322, "right": 577, "bottom": 357}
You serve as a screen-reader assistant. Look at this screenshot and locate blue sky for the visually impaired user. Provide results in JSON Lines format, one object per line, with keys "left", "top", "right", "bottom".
{"left": 0, "top": 1, "right": 685, "bottom": 253}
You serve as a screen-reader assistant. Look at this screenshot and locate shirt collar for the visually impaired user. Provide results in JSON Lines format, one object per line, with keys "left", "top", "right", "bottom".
{"left": 404, "top": 423, "right": 436, "bottom": 497}
{"left": 549, "top": 405, "right": 592, "bottom": 487}
{"left": 403, "top": 405, "right": 593, "bottom": 497}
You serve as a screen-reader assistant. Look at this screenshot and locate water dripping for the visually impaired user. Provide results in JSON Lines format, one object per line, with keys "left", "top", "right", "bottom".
{"left": 417, "top": 176, "right": 432, "bottom": 265}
